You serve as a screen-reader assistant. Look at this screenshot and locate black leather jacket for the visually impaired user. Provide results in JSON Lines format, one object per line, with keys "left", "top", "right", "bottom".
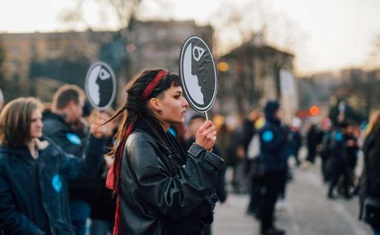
{"left": 118, "top": 127, "right": 224, "bottom": 235}
{"left": 361, "top": 132, "right": 380, "bottom": 199}
{"left": 0, "top": 135, "right": 104, "bottom": 235}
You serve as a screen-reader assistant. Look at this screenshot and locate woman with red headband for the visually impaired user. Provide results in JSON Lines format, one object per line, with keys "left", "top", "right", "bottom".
{"left": 105, "top": 69, "right": 224, "bottom": 235}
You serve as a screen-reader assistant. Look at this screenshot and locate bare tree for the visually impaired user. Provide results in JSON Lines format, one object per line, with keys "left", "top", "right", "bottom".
{"left": 209, "top": 0, "right": 264, "bottom": 56}
{"left": 365, "top": 34, "right": 380, "bottom": 69}
{"left": 59, "top": 0, "right": 171, "bottom": 31}
{"left": 58, "top": 0, "right": 148, "bottom": 61}
{"left": 208, "top": 0, "right": 304, "bottom": 117}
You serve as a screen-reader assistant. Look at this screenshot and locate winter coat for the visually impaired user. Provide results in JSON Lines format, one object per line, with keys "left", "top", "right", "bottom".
{"left": 325, "top": 130, "right": 347, "bottom": 167}
{"left": 42, "top": 111, "right": 85, "bottom": 156}
{"left": 259, "top": 118, "right": 288, "bottom": 173}
{"left": 362, "top": 132, "right": 380, "bottom": 198}
{"left": 0, "top": 135, "right": 104, "bottom": 235}
{"left": 117, "top": 124, "right": 224, "bottom": 235}
{"left": 359, "top": 131, "right": 380, "bottom": 229}
{"left": 42, "top": 111, "right": 99, "bottom": 204}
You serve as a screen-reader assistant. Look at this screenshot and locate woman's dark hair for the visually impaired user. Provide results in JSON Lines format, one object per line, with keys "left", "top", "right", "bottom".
{"left": 106, "top": 68, "right": 182, "bottom": 194}
{"left": 0, "top": 97, "right": 42, "bottom": 147}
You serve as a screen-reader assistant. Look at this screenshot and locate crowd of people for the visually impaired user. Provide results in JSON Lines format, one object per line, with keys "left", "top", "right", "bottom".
{"left": 0, "top": 69, "right": 223, "bottom": 235}
{"left": 222, "top": 103, "right": 380, "bottom": 235}
{"left": 0, "top": 68, "right": 380, "bottom": 235}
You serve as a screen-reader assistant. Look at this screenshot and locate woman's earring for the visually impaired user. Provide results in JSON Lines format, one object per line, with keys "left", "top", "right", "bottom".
{"left": 157, "top": 109, "right": 162, "bottom": 114}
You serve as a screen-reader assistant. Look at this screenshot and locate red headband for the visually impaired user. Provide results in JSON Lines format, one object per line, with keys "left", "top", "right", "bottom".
{"left": 141, "top": 70, "right": 169, "bottom": 101}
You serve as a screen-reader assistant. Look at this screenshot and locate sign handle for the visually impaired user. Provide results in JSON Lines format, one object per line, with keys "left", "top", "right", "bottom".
{"left": 204, "top": 111, "right": 213, "bottom": 152}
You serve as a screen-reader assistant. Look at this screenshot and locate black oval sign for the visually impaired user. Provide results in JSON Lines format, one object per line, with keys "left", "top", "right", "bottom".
{"left": 179, "top": 36, "right": 217, "bottom": 112}
{"left": 85, "top": 61, "right": 117, "bottom": 110}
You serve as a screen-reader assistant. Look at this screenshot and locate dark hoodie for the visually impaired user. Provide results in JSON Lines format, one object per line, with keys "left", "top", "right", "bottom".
{"left": 42, "top": 110, "right": 99, "bottom": 204}
{"left": 259, "top": 101, "right": 288, "bottom": 172}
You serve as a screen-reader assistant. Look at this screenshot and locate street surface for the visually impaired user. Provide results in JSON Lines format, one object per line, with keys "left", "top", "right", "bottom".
{"left": 213, "top": 152, "right": 372, "bottom": 235}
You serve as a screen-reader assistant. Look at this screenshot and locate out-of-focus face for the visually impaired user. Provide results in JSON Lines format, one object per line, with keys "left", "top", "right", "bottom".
{"left": 275, "top": 109, "right": 283, "bottom": 120}
{"left": 98, "top": 112, "right": 114, "bottom": 127}
{"left": 321, "top": 117, "right": 332, "bottom": 131}
{"left": 346, "top": 125, "right": 354, "bottom": 134}
{"left": 67, "top": 98, "right": 84, "bottom": 123}
{"left": 156, "top": 85, "right": 189, "bottom": 130}
{"left": 98, "top": 111, "right": 118, "bottom": 137}
{"left": 30, "top": 109, "right": 43, "bottom": 139}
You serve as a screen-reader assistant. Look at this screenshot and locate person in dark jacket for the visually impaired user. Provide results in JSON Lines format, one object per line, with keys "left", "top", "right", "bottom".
{"left": 0, "top": 97, "right": 105, "bottom": 235}
{"left": 342, "top": 122, "right": 359, "bottom": 197}
{"left": 287, "top": 118, "right": 302, "bottom": 167}
{"left": 105, "top": 69, "right": 224, "bottom": 235}
{"left": 326, "top": 123, "right": 349, "bottom": 199}
{"left": 42, "top": 85, "right": 97, "bottom": 235}
{"left": 259, "top": 100, "right": 288, "bottom": 235}
{"left": 306, "top": 123, "right": 321, "bottom": 164}
{"left": 88, "top": 109, "right": 119, "bottom": 235}
{"left": 359, "top": 110, "right": 380, "bottom": 234}
{"left": 319, "top": 117, "right": 334, "bottom": 182}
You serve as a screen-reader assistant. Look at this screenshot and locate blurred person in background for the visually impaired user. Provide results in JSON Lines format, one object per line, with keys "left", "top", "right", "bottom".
{"left": 185, "top": 113, "right": 227, "bottom": 235}
{"left": 42, "top": 84, "right": 95, "bottom": 235}
{"left": 342, "top": 121, "right": 359, "bottom": 198}
{"left": 319, "top": 117, "right": 334, "bottom": 182}
{"left": 359, "top": 110, "right": 380, "bottom": 235}
{"left": 246, "top": 114, "right": 265, "bottom": 219}
{"left": 0, "top": 97, "right": 105, "bottom": 235}
{"left": 326, "top": 122, "right": 350, "bottom": 199}
{"left": 287, "top": 117, "right": 302, "bottom": 167}
{"left": 105, "top": 69, "right": 223, "bottom": 235}
{"left": 305, "top": 123, "right": 322, "bottom": 166}
{"left": 228, "top": 119, "right": 246, "bottom": 194}
{"left": 214, "top": 115, "right": 230, "bottom": 204}
{"left": 229, "top": 111, "right": 258, "bottom": 194}
{"left": 89, "top": 109, "right": 119, "bottom": 235}
{"left": 258, "top": 101, "right": 288, "bottom": 235}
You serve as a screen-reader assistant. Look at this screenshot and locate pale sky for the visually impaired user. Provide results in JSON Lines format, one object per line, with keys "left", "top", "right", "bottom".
{"left": 1, "top": 0, "right": 379, "bottom": 75}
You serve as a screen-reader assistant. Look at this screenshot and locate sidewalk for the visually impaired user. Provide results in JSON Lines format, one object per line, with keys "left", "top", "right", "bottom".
{"left": 212, "top": 162, "right": 372, "bottom": 235}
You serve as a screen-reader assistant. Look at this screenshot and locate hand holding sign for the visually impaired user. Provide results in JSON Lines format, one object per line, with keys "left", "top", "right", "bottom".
{"left": 179, "top": 36, "right": 217, "bottom": 119}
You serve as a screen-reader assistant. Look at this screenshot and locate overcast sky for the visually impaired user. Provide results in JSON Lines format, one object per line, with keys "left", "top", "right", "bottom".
{"left": 1, "top": 0, "right": 379, "bottom": 75}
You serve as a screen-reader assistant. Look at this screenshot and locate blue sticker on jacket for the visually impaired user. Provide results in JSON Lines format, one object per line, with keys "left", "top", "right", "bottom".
{"left": 262, "top": 130, "right": 274, "bottom": 142}
{"left": 66, "top": 133, "right": 82, "bottom": 145}
{"left": 335, "top": 132, "right": 343, "bottom": 142}
{"left": 168, "top": 127, "right": 177, "bottom": 137}
{"left": 52, "top": 174, "right": 62, "bottom": 193}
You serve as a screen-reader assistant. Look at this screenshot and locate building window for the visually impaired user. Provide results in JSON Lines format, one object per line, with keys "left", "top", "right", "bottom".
{"left": 10, "top": 46, "right": 19, "bottom": 55}
{"left": 11, "top": 60, "right": 20, "bottom": 70}
{"left": 30, "top": 44, "right": 37, "bottom": 56}
{"left": 47, "top": 40, "right": 59, "bottom": 51}
{"left": 12, "top": 74, "right": 20, "bottom": 83}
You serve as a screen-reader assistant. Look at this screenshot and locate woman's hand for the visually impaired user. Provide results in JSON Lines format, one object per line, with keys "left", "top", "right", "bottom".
{"left": 91, "top": 123, "right": 115, "bottom": 139}
{"left": 90, "top": 124, "right": 105, "bottom": 139}
{"left": 195, "top": 120, "right": 217, "bottom": 151}
{"left": 90, "top": 113, "right": 115, "bottom": 139}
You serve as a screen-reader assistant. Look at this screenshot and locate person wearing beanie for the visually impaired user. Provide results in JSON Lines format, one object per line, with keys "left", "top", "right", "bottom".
{"left": 259, "top": 100, "right": 288, "bottom": 235}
